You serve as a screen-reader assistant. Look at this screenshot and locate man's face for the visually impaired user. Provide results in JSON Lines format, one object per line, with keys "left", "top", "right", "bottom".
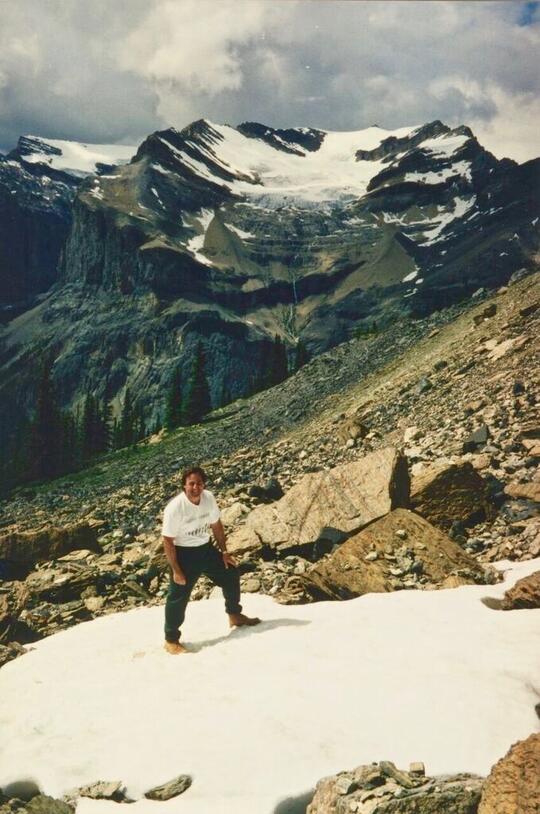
{"left": 184, "top": 474, "right": 205, "bottom": 504}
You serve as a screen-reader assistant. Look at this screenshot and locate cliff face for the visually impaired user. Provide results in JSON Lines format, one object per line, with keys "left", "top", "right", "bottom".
{"left": 0, "top": 154, "right": 75, "bottom": 313}
{"left": 0, "top": 136, "right": 135, "bottom": 317}
{"left": 0, "top": 119, "right": 538, "bottom": 441}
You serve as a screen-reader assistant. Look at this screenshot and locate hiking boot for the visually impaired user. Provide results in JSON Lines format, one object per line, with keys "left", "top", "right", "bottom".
{"left": 164, "top": 640, "right": 189, "bottom": 654}
{"left": 228, "top": 613, "right": 261, "bottom": 628}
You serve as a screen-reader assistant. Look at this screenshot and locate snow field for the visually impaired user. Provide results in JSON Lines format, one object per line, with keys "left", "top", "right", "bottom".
{"left": 159, "top": 121, "right": 423, "bottom": 205}
{"left": 22, "top": 137, "right": 135, "bottom": 176}
{"left": 0, "top": 559, "right": 538, "bottom": 814}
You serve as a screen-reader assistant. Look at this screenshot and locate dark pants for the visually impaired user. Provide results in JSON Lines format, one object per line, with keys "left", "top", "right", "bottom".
{"left": 164, "top": 542, "right": 242, "bottom": 642}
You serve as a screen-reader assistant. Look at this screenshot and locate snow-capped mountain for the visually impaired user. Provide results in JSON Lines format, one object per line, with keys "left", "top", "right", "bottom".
{"left": 0, "top": 118, "right": 538, "bottom": 442}
{"left": 10, "top": 135, "right": 136, "bottom": 178}
{"left": 0, "top": 137, "right": 135, "bottom": 309}
{"left": 65, "top": 117, "right": 538, "bottom": 321}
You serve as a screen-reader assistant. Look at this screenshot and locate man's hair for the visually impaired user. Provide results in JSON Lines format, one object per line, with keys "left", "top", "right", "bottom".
{"left": 181, "top": 466, "right": 208, "bottom": 486}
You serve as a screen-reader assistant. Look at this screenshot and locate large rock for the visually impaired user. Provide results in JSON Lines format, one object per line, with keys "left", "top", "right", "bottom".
{"left": 282, "top": 508, "right": 488, "bottom": 603}
{"left": 0, "top": 523, "right": 100, "bottom": 576}
{"left": 26, "top": 796, "right": 74, "bottom": 814}
{"left": 24, "top": 566, "right": 100, "bottom": 604}
{"left": 228, "top": 448, "right": 410, "bottom": 556}
{"left": 144, "top": 775, "right": 192, "bottom": 801}
{"left": 478, "top": 733, "right": 540, "bottom": 814}
{"left": 504, "top": 482, "right": 540, "bottom": 503}
{"left": 501, "top": 571, "right": 540, "bottom": 610}
{"left": 0, "top": 581, "right": 29, "bottom": 641}
{"left": 307, "top": 761, "right": 484, "bottom": 813}
{"left": 411, "top": 461, "right": 494, "bottom": 530}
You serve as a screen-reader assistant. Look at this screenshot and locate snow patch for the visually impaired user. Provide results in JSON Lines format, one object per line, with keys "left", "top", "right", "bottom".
{"left": 0, "top": 559, "right": 537, "bottom": 814}
{"left": 226, "top": 224, "right": 255, "bottom": 239}
{"left": 404, "top": 160, "right": 472, "bottom": 185}
{"left": 421, "top": 196, "right": 476, "bottom": 245}
{"left": 157, "top": 122, "right": 422, "bottom": 207}
{"left": 21, "top": 136, "right": 135, "bottom": 176}
{"left": 402, "top": 269, "right": 418, "bottom": 283}
{"left": 420, "top": 133, "right": 469, "bottom": 158}
{"left": 185, "top": 208, "right": 215, "bottom": 266}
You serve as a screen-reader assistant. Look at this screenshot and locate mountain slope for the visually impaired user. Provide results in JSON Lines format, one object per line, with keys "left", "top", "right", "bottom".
{"left": 0, "top": 119, "right": 538, "bottom": 447}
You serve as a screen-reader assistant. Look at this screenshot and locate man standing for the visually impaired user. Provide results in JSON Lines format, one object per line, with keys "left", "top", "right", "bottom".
{"left": 162, "top": 466, "right": 260, "bottom": 654}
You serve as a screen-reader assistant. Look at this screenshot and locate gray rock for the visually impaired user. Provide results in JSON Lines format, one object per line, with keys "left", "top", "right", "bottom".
{"left": 77, "top": 781, "right": 125, "bottom": 801}
{"left": 144, "top": 775, "right": 192, "bottom": 801}
{"left": 463, "top": 424, "right": 491, "bottom": 452}
{"left": 26, "top": 796, "right": 74, "bottom": 814}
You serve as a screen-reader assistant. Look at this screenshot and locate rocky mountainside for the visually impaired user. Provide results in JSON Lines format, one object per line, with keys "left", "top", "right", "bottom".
{"left": 0, "top": 270, "right": 538, "bottom": 664}
{"left": 0, "top": 136, "right": 134, "bottom": 315}
{"left": 0, "top": 119, "right": 538, "bottom": 443}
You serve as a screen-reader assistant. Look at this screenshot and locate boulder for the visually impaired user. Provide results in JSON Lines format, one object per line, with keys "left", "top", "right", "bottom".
{"left": 228, "top": 448, "right": 410, "bottom": 556}
{"left": 77, "top": 781, "right": 125, "bottom": 801}
{"left": 26, "top": 796, "right": 74, "bottom": 813}
{"left": 147, "top": 537, "right": 167, "bottom": 572}
{"left": 504, "top": 482, "right": 540, "bottom": 503}
{"left": 411, "top": 461, "right": 493, "bottom": 530}
{"left": 0, "top": 524, "right": 100, "bottom": 576}
{"left": 221, "top": 502, "right": 249, "bottom": 526}
{"left": 0, "top": 581, "right": 29, "bottom": 641}
{"left": 462, "top": 424, "right": 490, "bottom": 453}
{"left": 144, "top": 775, "right": 192, "bottom": 801}
{"left": 501, "top": 571, "right": 540, "bottom": 610}
{"left": 247, "top": 478, "right": 284, "bottom": 502}
{"left": 24, "top": 567, "right": 99, "bottom": 604}
{"left": 307, "top": 760, "right": 484, "bottom": 813}
{"left": 478, "top": 733, "right": 540, "bottom": 814}
{"left": 282, "top": 509, "right": 488, "bottom": 603}
{"left": 334, "top": 416, "right": 369, "bottom": 444}
{"left": 0, "top": 641, "right": 27, "bottom": 668}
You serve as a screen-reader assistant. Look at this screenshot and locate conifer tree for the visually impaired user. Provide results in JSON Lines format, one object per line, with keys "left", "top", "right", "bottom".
{"left": 60, "top": 411, "right": 79, "bottom": 472}
{"left": 294, "top": 339, "right": 310, "bottom": 371}
{"left": 98, "top": 400, "right": 113, "bottom": 453}
{"left": 164, "top": 367, "right": 183, "bottom": 430}
{"left": 264, "top": 335, "right": 289, "bottom": 388}
{"left": 132, "top": 402, "right": 146, "bottom": 444}
{"left": 182, "top": 343, "right": 212, "bottom": 425}
{"left": 119, "top": 387, "right": 135, "bottom": 448}
{"left": 81, "top": 393, "right": 98, "bottom": 460}
{"left": 30, "top": 358, "right": 63, "bottom": 480}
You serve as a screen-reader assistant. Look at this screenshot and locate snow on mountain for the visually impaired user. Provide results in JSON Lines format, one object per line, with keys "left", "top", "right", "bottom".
{"left": 0, "top": 559, "right": 538, "bottom": 813}
{"left": 14, "top": 135, "right": 136, "bottom": 177}
{"left": 152, "top": 120, "right": 424, "bottom": 206}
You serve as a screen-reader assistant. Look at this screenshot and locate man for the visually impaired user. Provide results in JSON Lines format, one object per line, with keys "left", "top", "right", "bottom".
{"left": 162, "top": 466, "right": 260, "bottom": 654}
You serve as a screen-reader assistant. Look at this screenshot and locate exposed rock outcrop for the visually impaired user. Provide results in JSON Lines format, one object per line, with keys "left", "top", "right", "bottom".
{"left": 501, "top": 570, "right": 540, "bottom": 610}
{"left": 0, "top": 582, "right": 29, "bottom": 642}
{"left": 279, "top": 508, "right": 490, "bottom": 603}
{"left": 227, "top": 448, "right": 410, "bottom": 556}
{"left": 0, "top": 523, "right": 100, "bottom": 576}
{"left": 478, "top": 734, "right": 540, "bottom": 814}
{"left": 307, "top": 760, "right": 484, "bottom": 813}
{"left": 144, "top": 775, "right": 192, "bottom": 801}
{"left": 411, "top": 461, "right": 494, "bottom": 530}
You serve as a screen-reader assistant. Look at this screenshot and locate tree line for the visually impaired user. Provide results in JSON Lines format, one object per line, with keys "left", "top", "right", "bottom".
{"left": 0, "top": 337, "right": 310, "bottom": 494}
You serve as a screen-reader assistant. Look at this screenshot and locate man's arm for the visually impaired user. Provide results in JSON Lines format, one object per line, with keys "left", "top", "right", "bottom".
{"left": 210, "top": 520, "right": 236, "bottom": 568}
{"left": 163, "top": 535, "right": 186, "bottom": 585}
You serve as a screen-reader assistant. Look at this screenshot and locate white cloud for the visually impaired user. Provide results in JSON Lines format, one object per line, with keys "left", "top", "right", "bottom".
{"left": 471, "top": 87, "right": 540, "bottom": 163}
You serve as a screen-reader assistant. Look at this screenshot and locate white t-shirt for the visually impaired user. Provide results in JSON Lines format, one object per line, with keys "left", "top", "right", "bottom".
{"left": 162, "top": 490, "right": 221, "bottom": 547}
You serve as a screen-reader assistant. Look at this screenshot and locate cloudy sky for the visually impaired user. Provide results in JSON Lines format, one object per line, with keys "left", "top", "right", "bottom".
{"left": 0, "top": 0, "right": 538, "bottom": 162}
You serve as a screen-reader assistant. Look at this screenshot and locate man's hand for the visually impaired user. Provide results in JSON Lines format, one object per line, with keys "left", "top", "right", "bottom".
{"left": 222, "top": 551, "right": 236, "bottom": 569}
{"left": 173, "top": 569, "right": 187, "bottom": 585}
